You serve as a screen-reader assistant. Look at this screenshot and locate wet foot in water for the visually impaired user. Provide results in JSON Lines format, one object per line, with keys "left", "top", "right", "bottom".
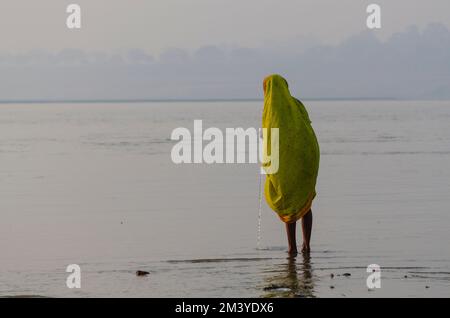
{"left": 288, "top": 247, "right": 298, "bottom": 256}
{"left": 301, "top": 244, "right": 310, "bottom": 254}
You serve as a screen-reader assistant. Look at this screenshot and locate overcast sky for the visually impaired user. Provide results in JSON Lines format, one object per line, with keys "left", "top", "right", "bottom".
{"left": 2, "top": 0, "right": 450, "bottom": 54}
{"left": 1, "top": 1, "right": 449, "bottom": 100}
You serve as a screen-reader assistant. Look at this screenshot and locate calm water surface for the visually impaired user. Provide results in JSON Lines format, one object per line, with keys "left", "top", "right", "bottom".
{"left": 0, "top": 101, "right": 449, "bottom": 297}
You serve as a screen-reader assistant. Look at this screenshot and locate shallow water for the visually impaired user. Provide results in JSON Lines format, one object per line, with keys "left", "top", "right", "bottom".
{"left": 0, "top": 100, "right": 449, "bottom": 297}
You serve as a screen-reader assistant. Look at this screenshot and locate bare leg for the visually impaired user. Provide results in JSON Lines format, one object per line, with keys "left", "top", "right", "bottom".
{"left": 285, "top": 221, "right": 297, "bottom": 256}
{"left": 301, "top": 210, "right": 313, "bottom": 253}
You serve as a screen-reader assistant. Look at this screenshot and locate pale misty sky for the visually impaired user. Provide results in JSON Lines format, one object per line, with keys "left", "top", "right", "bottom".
{"left": 1, "top": 0, "right": 450, "bottom": 54}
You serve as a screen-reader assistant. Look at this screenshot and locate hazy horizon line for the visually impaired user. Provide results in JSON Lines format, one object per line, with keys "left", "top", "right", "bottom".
{"left": 0, "top": 97, "right": 409, "bottom": 105}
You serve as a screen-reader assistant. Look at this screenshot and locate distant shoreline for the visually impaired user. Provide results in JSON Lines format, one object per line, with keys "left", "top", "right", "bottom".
{"left": 0, "top": 97, "right": 411, "bottom": 104}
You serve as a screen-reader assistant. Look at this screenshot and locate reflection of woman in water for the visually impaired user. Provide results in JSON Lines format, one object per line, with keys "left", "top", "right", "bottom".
{"left": 262, "top": 75, "right": 320, "bottom": 255}
{"left": 262, "top": 254, "right": 315, "bottom": 298}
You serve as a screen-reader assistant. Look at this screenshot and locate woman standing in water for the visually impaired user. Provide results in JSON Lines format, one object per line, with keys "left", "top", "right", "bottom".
{"left": 262, "top": 75, "right": 320, "bottom": 256}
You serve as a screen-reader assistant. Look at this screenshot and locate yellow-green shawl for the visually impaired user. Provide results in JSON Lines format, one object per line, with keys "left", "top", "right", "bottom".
{"left": 262, "top": 74, "right": 320, "bottom": 223}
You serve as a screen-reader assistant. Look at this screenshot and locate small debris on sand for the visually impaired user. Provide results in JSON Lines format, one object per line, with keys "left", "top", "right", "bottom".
{"left": 342, "top": 273, "right": 351, "bottom": 277}
{"left": 404, "top": 275, "right": 408, "bottom": 278}
{"left": 330, "top": 285, "right": 335, "bottom": 289}
{"left": 263, "top": 284, "right": 285, "bottom": 291}
{"left": 425, "top": 286, "right": 430, "bottom": 289}
{"left": 136, "top": 270, "right": 150, "bottom": 276}
{"left": 330, "top": 273, "right": 334, "bottom": 279}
